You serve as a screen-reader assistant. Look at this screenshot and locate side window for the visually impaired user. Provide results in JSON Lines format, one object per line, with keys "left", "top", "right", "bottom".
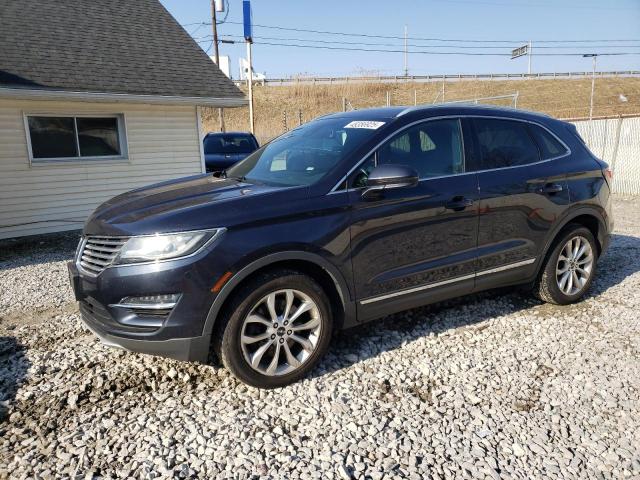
{"left": 350, "top": 154, "right": 376, "bottom": 188}
{"left": 377, "top": 119, "right": 464, "bottom": 178}
{"left": 528, "top": 124, "right": 569, "bottom": 160}
{"left": 472, "top": 118, "right": 539, "bottom": 169}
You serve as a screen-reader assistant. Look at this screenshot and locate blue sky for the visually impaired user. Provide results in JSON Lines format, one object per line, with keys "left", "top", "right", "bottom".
{"left": 160, "top": 0, "right": 640, "bottom": 78}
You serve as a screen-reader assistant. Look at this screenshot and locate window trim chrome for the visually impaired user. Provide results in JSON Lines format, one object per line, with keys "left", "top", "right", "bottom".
{"left": 329, "top": 114, "right": 571, "bottom": 194}
{"left": 108, "top": 301, "right": 179, "bottom": 310}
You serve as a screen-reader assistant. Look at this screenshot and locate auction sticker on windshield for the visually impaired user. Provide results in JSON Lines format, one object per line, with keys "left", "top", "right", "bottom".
{"left": 344, "top": 121, "right": 386, "bottom": 129}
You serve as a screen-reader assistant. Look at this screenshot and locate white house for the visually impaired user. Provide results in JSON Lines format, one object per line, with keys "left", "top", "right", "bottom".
{"left": 0, "top": 0, "right": 246, "bottom": 239}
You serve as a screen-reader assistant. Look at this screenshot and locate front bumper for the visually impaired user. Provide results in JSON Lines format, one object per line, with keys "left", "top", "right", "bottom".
{"left": 82, "top": 317, "right": 210, "bottom": 362}
{"left": 67, "top": 248, "right": 228, "bottom": 363}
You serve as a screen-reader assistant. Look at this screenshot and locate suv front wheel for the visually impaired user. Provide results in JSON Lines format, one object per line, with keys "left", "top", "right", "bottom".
{"left": 214, "top": 270, "right": 333, "bottom": 388}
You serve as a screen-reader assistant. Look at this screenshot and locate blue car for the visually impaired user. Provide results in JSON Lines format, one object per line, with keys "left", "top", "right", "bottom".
{"left": 203, "top": 132, "right": 259, "bottom": 173}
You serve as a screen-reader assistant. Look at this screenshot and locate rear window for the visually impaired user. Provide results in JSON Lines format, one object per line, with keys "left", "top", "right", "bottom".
{"left": 528, "top": 124, "right": 569, "bottom": 160}
{"left": 472, "top": 118, "right": 540, "bottom": 169}
{"left": 204, "top": 134, "right": 256, "bottom": 154}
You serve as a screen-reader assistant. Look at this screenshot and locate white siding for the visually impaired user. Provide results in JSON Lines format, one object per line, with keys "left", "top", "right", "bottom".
{"left": 0, "top": 99, "right": 204, "bottom": 239}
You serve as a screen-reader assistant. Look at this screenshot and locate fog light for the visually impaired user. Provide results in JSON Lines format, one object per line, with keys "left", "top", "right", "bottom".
{"left": 111, "top": 294, "right": 181, "bottom": 309}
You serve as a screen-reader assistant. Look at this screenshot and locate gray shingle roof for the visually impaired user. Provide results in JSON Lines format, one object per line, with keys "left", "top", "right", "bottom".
{"left": 0, "top": 0, "right": 244, "bottom": 100}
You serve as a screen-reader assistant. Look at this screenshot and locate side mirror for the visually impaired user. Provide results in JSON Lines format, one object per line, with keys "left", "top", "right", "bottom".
{"left": 362, "top": 164, "right": 419, "bottom": 200}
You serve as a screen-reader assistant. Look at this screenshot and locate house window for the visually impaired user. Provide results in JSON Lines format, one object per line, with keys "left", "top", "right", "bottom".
{"left": 26, "top": 115, "right": 126, "bottom": 162}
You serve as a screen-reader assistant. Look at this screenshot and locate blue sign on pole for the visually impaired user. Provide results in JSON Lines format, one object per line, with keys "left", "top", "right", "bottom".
{"left": 243, "top": 0, "right": 252, "bottom": 42}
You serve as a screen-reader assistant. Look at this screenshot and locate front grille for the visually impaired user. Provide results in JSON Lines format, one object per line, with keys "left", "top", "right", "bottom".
{"left": 78, "top": 236, "right": 129, "bottom": 276}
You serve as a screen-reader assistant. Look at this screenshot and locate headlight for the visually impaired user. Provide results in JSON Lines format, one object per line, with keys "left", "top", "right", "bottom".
{"left": 114, "top": 228, "right": 225, "bottom": 264}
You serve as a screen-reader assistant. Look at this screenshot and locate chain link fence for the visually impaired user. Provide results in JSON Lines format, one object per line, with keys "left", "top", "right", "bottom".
{"left": 571, "top": 116, "right": 640, "bottom": 195}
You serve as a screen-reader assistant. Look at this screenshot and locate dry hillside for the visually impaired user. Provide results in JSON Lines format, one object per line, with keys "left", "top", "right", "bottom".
{"left": 203, "top": 77, "right": 640, "bottom": 144}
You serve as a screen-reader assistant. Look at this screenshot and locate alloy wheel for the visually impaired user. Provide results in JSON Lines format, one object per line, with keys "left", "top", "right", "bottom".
{"left": 555, "top": 235, "right": 594, "bottom": 296}
{"left": 240, "top": 289, "right": 322, "bottom": 376}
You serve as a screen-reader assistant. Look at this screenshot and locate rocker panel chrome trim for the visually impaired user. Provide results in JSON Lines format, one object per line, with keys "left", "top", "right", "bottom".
{"left": 359, "top": 258, "right": 536, "bottom": 305}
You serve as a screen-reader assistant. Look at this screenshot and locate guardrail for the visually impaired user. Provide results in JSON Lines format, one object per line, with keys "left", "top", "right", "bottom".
{"left": 234, "top": 70, "right": 640, "bottom": 86}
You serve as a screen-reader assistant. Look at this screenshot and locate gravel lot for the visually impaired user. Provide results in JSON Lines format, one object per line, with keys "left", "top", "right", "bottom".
{"left": 1, "top": 197, "right": 639, "bottom": 479}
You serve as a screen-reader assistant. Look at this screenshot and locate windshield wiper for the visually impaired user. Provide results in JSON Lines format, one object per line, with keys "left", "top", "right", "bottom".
{"left": 220, "top": 169, "right": 246, "bottom": 182}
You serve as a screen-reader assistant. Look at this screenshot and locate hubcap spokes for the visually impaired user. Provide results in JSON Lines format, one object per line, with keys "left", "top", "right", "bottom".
{"left": 240, "top": 289, "right": 321, "bottom": 376}
{"left": 556, "top": 236, "right": 593, "bottom": 296}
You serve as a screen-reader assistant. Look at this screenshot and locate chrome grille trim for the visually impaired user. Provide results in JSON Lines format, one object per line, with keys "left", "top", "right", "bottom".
{"left": 77, "top": 235, "right": 129, "bottom": 276}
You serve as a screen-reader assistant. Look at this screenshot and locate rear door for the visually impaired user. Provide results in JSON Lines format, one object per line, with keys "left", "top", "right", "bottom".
{"left": 468, "top": 117, "right": 571, "bottom": 289}
{"left": 347, "top": 118, "right": 480, "bottom": 321}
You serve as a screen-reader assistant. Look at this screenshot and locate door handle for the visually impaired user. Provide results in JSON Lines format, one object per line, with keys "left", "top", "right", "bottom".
{"left": 445, "top": 196, "right": 474, "bottom": 211}
{"left": 537, "top": 183, "right": 564, "bottom": 194}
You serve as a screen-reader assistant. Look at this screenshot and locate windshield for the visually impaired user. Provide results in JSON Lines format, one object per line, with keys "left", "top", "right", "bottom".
{"left": 225, "top": 118, "right": 382, "bottom": 186}
{"left": 204, "top": 134, "right": 257, "bottom": 154}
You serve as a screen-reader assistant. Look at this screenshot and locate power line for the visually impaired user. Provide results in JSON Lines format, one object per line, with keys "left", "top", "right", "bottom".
{"left": 209, "top": 39, "right": 640, "bottom": 57}
{"left": 203, "top": 33, "right": 640, "bottom": 51}
{"left": 193, "top": 20, "right": 640, "bottom": 44}
{"left": 189, "top": 23, "right": 206, "bottom": 37}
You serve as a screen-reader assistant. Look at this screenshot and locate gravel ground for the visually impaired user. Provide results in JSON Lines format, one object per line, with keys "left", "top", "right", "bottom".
{"left": 1, "top": 198, "right": 639, "bottom": 479}
{"left": 0, "top": 232, "right": 79, "bottom": 316}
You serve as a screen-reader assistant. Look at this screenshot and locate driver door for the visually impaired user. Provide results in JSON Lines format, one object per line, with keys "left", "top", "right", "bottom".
{"left": 347, "top": 118, "right": 480, "bottom": 321}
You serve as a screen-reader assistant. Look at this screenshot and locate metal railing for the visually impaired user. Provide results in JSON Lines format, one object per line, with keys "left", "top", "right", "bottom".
{"left": 235, "top": 70, "right": 640, "bottom": 87}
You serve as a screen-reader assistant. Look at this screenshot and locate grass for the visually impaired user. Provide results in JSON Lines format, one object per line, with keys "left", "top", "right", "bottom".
{"left": 202, "top": 77, "right": 640, "bottom": 144}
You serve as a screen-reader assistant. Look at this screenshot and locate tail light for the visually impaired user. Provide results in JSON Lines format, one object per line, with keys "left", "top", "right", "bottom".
{"left": 604, "top": 167, "right": 613, "bottom": 182}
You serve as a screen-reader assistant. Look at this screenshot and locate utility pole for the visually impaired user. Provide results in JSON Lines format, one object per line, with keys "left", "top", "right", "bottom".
{"left": 528, "top": 40, "right": 532, "bottom": 75}
{"left": 246, "top": 40, "right": 255, "bottom": 133}
{"left": 403, "top": 25, "right": 408, "bottom": 78}
{"left": 243, "top": 0, "right": 255, "bottom": 133}
{"left": 584, "top": 54, "right": 598, "bottom": 121}
{"left": 210, "top": 1, "right": 220, "bottom": 65}
{"left": 211, "top": 0, "right": 225, "bottom": 132}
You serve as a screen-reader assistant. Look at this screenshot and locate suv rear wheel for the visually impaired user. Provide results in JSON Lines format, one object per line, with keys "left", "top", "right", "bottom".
{"left": 534, "top": 225, "right": 598, "bottom": 305}
{"left": 214, "top": 270, "right": 333, "bottom": 388}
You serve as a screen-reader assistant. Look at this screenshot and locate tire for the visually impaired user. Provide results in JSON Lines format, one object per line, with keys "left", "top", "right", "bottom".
{"left": 534, "top": 225, "right": 598, "bottom": 305}
{"left": 213, "top": 269, "right": 333, "bottom": 388}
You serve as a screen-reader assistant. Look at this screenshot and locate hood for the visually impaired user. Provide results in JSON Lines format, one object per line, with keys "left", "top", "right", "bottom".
{"left": 84, "top": 174, "right": 300, "bottom": 236}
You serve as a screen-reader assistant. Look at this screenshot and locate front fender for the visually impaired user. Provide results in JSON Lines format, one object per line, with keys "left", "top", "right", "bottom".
{"left": 202, "top": 250, "right": 356, "bottom": 337}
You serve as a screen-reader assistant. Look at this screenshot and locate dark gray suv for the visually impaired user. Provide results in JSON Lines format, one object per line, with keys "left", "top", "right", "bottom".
{"left": 69, "top": 104, "right": 613, "bottom": 388}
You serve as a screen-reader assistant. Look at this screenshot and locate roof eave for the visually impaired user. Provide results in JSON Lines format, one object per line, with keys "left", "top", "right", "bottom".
{"left": 0, "top": 87, "right": 248, "bottom": 107}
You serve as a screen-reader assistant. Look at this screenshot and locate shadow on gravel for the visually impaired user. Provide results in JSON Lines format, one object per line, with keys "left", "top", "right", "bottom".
{"left": 588, "top": 233, "right": 640, "bottom": 296}
{"left": 313, "top": 232, "right": 640, "bottom": 379}
{"left": 0, "top": 336, "right": 30, "bottom": 422}
{"left": 0, "top": 231, "right": 80, "bottom": 267}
